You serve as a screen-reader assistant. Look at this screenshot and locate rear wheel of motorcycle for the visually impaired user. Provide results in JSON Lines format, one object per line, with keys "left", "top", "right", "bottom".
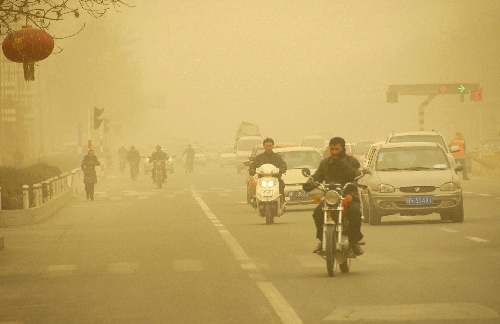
{"left": 265, "top": 204, "right": 274, "bottom": 225}
{"left": 325, "top": 225, "right": 336, "bottom": 277}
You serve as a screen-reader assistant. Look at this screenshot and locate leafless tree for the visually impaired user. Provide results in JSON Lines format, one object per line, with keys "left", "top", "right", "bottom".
{"left": 0, "top": 0, "right": 132, "bottom": 37}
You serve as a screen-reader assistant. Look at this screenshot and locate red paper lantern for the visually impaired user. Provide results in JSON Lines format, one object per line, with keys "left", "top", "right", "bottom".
{"left": 2, "top": 25, "right": 54, "bottom": 81}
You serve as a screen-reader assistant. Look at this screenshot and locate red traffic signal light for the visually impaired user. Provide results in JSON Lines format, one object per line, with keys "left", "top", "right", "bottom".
{"left": 471, "top": 89, "right": 482, "bottom": 102}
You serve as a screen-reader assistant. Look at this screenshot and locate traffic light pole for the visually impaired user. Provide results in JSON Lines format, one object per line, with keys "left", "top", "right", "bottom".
{"left": 87, "top": 107, "right": 92, "bottom": 150}
{"left": 418, "top": 94, "right": 437, "bottom": 131}
{"left": 387, "top": 83, "right": 481, "bottom": 131}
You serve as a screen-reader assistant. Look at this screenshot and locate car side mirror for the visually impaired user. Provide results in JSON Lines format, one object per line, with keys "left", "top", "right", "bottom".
{"left": 301, "top": 168, "right": 311, "bottom": 177}
{"left": 362, "top": 167, "right": 372, "bottom": 175}
{"left": 243, "top": 161, "right": 251, "bottom": 167}
{"left": 450, "top": 145, "right": 460, "bottom": 153}
{"left": 455, "top": 164, "right": 463, "bottom": 172}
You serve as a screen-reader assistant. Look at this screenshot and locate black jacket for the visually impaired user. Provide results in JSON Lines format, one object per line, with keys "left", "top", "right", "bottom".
{"left": 312, "top": 151, "right": 360, "bottom": 188}
{"left": 150, "top": 150, "right": 168, "bottom": 162}
{"left": 249, "top": 151, "right": 287, "bottom": 176}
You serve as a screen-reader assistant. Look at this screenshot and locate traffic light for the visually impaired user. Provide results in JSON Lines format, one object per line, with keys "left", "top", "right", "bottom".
{"left": 471, "top": 89, "right": 482, "bottom": 102}
{"left": 387, "top": 91, "right": 398, "bottom": 103}
{"left": 94, "top": 107, "right": 104, "bottom": 129}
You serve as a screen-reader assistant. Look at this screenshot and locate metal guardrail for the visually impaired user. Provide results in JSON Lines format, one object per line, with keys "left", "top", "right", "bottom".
{"left": 0, "top": 168, "right": 84, "bottom": 211}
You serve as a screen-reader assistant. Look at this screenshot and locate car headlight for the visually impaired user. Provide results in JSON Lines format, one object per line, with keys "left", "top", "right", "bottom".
{"left": 440, "top": 182, "right": 459, "bottom": 191}
{"left": 325, "top": 190, "right": 341, "bottom": 205}
{"left": 376, "top": 183, "right": 395, "bottom": 193}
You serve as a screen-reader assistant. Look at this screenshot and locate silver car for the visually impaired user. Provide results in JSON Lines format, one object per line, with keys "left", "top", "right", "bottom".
{"left": 359, "top": 142, "right": 464, "bottom": 225}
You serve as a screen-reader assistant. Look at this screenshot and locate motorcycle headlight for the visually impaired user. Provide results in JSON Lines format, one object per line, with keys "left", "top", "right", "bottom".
{"left": 376, "top": 183, "right": 395, "bottom": 193}
{"left": 440, "top": 182, "right": 459, "bottom": 191}
{"left": 260, "top": 179, "right": 276, "bottom": 187}
{"left": 324, "top": 190, "right": 341, "bottom": 205}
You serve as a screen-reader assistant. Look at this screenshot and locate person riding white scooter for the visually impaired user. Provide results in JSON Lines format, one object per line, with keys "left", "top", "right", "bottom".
{"left": 249, "top": 138, "right": 287, "bottom": 200}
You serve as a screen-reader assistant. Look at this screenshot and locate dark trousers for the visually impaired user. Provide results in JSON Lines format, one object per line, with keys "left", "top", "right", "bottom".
{"left": 312, "top": 200, "right": 363, "bottom": 243}
{"left": 455, "top": 158, "right": 469, "bottom": 179}
{"left": 85, "top": 183, "right": 95, "bottom": 199}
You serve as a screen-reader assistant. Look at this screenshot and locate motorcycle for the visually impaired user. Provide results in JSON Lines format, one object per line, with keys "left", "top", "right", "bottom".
{"left": 302, "top": 168, "right": 368, "bottom": 277}
{"left": 253, "top": 163, "right": 285, "bottom": 225}
{"left": 151, "top": 159, "right": 166, "bottom": 188}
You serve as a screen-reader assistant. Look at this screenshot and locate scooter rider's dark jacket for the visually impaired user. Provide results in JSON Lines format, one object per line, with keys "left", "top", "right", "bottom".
{"left": 150, "top": 150, "right": 168, "bottom": 163}
{"left": 307, "top": 151, "right": 360, "bottom": 197}
{"left": 249, "top": 151, "right": 287, "bottom": 176}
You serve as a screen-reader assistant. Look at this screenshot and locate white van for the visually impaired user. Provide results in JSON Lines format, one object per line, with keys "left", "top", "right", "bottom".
{"left": 236, "top": 136, "right": 262, "bottom": 173}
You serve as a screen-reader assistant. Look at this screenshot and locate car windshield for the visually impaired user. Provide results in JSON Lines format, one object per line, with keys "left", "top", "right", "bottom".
{"left": 279, "top": 150, "right": 322, "bottom": 169}
{"left": 389, "top": 135, "right": 447, "bottom": 151}
{"left": 238, "top": 140, "right": 261, "bottom": 151}
{"left": 376, "top": 146, "right": 450, "bottom": 171}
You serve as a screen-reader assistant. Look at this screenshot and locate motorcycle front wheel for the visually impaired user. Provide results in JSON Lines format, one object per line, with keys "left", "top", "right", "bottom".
{"left": 265, "top": 204, "right": 274, "bottom": 225}
{"left": 325, "top": 224, "right": 336, "bottom": 277}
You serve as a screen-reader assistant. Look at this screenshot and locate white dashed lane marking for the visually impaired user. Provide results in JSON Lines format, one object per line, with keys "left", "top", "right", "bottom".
{"left": 466, "top": 236, "right": 489, "bottom": 243}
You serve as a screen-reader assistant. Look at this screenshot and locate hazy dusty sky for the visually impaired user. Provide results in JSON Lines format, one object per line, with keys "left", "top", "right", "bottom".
{"left": 39, "top": 0, "right": 499, "bottom": 150}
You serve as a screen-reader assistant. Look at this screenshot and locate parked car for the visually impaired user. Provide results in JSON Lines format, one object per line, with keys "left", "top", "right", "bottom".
{"left": 142, "top": 149, "right": 175, "bottom": 174}
{"left": 244, "top": 143, "right": 297, "bottom": 204}
{"left": 358, "top": 142, "right": 464, "bottom": 225}
{"left": 219, "top": 146, "right": 236, "bottom": 167}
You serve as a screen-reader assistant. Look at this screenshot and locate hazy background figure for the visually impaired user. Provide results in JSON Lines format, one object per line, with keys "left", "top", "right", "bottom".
{"left": 183, "top": 144, "right": 195, "bottom": 174}
{"left": 451, "top": 131, "right": 469, "bottom": 180}
{"left": 81, "top": 149, "right": 101, "bottom": 201}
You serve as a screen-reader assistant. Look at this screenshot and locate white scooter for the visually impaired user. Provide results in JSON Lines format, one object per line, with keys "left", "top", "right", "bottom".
{"left": 253, "top": 163, "right": 285, "bottom": 225}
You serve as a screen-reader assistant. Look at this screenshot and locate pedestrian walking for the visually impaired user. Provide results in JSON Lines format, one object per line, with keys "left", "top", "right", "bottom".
{"left": 81, "top": 149, "right": 101, "bottom": 200}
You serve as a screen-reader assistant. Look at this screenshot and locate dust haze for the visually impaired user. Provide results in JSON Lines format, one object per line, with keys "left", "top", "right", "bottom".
{"left": 20, "top": 0, "right": 500, "bottom": 154}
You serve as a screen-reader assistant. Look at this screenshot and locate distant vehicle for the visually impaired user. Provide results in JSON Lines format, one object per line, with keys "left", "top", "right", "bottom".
{"left": 358, "top": 142, "right": 464, "bottom": 225}
{"left": 234, "top": 122, "right": 260, "bottom": 149}
{"left": 385, "top": 131, "right": 459, "bottom": 168}
{"left": 219, "top": 146, "right": 236, "bottom": 167}
{"left": 143, "top": 149, "right": 175, "bottom": 174}
{"left": 477, "top": 138, "right": 500, "bottom": 154}
{"left": 300, "top": 135, "right": 325, "bottom": 151}
{"left": 205, "top": 146, "right": 222, "bottom": 162}
{"left": 235, "top": 136, "right": 262, "bottom": 173}
{"left": 191, "top": 145, "right": 207, "bottom": 166}
{"left": 353, "top": 139, "right": 384, "bottom": 167}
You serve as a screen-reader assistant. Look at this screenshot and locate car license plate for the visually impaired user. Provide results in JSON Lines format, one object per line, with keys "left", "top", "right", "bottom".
{"left": 289, "top": 190, "right": 308, "bottom": 198}
{"left": 263, "top": 190, "right": 273, "bottom": 197}
{"left": 406, "top": 196, "right": 433, "bottom": 205}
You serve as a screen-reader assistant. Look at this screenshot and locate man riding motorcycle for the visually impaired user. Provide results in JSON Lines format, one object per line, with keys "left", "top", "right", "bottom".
{"left": 150, "top": 145, "right": 169, "bottom": 181}
{"left": 304, "top": 137, "right": 364, "bottom": 256}
{"left": 248, "top": 137, "right": 287, "bottom": 204}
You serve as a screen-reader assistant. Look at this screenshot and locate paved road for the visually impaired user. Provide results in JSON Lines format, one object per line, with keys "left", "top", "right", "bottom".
{"left": 1, "top": 163, "right": 499, "bottom": 323}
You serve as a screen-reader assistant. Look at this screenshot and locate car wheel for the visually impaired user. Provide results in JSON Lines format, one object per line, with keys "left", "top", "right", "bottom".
{"left": 451, "top": 199, "right": 464, "bottom": 223}
{"left": 368, "top": 196, "right": 381, "bottom": 225}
